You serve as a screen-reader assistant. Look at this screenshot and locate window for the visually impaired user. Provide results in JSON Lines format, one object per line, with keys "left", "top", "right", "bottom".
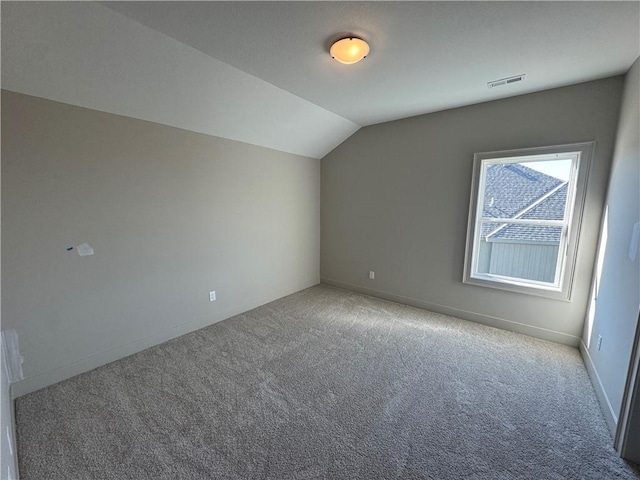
{"left": 463, "top": 142, "right": 593, "bottom": 301}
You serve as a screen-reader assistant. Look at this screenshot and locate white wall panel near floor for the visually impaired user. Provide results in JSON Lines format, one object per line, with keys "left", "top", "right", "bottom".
{"left": 1, "top": 341, "right": 19, "bottom": 480}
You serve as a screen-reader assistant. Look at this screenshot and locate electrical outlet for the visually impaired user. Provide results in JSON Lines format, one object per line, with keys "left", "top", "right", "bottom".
{"left": 369, "top": 271, "right": 375, "bottom": 280}
{"left": 209, "top": 291, "right": 216, "bottom": 302}
{"left": 597, "top": 335, "right": 603, "bottom": 351}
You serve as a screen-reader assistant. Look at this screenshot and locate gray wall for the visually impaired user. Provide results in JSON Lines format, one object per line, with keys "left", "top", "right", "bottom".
{"left": 321, "top": 77, "right": 623, "bottom": 346}
{"left": 2, "top": 91, "right": 320, "bottom": 396}
{"left": 582, "top": 59, "right": 639, "bottom": 434}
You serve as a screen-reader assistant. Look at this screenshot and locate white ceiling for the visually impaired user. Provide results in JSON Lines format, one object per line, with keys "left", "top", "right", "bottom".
{"left": 105, "top": 1, "right": 640, "bottom": 126}
{"left": 2, "top": 2, "right": 639, "bottom": 158}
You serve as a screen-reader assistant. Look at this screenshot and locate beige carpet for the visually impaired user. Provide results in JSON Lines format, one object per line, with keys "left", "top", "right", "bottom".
{"left": 16, "top": 285, "right": 640, "bottom": 479}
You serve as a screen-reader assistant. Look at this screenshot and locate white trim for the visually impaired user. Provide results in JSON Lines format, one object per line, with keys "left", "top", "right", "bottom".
{"left": 463, "top": 141, "right": 594, "bottom": 301}
{"left": 470, "top": 272, "right": 563, "bottom": 292}
{"left": 475, "top": 154, "right": 577, "bottom": 290}
{"left": 1, "top": 339, "right": 20, "bottom": 479}
{"left": 484, "top": 218, "right": 565, "bottom": 227}
{"left": 616, "top": 313, "right": 640, "bottom": 457}
{"left": 580, "top": 340, "right": 618, "bottom": 437}
{"left": 321, "top": 277, "right": 581, "bottom": 347}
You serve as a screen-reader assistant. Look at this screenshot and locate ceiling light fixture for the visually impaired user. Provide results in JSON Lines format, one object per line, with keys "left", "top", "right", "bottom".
{"left": 330, "top": 37, "right": 369, "bottom": 65}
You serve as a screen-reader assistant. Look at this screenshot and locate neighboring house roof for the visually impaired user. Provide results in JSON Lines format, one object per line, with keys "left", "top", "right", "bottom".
{"left": 520, "top": 184, "right": 568, "bottom": 221}
{"left": 481, "top": 164, "right": 567, "bottom": 243}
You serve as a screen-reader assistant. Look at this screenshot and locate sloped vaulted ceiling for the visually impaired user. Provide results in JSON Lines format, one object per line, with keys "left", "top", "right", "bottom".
{"left": 2, "top": 2, "right": 639, "bottom": 158}
{"left": 1, "top": 2, "right": 359, "bottom": 159}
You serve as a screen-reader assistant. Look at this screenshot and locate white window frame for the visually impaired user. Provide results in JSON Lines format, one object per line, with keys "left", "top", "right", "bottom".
{"left": 463, "top": 142, "right": 594, "bottom": 301}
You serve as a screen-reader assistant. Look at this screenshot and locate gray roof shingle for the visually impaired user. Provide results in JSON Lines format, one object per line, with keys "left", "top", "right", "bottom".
{"left": 481, "top": 164, "right": 567, "bottom": 243}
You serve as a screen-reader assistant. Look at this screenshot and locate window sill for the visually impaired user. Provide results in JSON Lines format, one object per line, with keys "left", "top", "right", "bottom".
{"left": 463, "top": 274, "right": 572, "bottom": 302}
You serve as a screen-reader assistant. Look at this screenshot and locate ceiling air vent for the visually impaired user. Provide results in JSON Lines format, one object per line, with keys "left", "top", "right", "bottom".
{"left": 487, "top": 74, "right": 525, "bottom": 89}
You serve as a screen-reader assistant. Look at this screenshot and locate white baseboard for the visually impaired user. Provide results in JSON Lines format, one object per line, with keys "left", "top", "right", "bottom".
{"left": 321, "top": 278, "right": 580, "bottom": 347}
{"left": 579, "top": 340, "right": 618, "bottom": 437}
{"left": 12, "top": 279, "right": 319, "bottom": 398}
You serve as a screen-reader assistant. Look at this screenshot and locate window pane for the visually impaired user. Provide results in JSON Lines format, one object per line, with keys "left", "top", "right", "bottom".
{"left": 477, "top": 222, "right": 562, "bottom": 283}
{"left": 465, "top": 143, "right": 592, "bottom": 300}
{"left": 482, "top": 160, "right": 571, "bottom": 221}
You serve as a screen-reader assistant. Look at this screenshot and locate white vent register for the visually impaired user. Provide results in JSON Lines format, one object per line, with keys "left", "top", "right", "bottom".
{"left": 487, "top": 74, "right": 526, "bottom": 89}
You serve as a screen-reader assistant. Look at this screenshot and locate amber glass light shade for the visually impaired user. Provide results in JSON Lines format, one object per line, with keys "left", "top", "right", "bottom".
{"left": 330, "top": 37, "right": 370, "bottom": 65}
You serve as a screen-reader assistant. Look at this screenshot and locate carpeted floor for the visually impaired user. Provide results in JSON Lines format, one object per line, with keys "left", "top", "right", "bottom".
{"left": 16, "top": 285, "right": 640, "bottom": 479}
